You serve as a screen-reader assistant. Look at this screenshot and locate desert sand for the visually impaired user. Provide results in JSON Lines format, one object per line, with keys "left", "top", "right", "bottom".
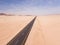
{"left": 0, "top": 15, "right": 60, "bottom": 45}
{"left": 0, "top": 16, "right": 35, "bottom": 45}
{"left": 25, "top": 15, "right": 60, "bottom": 45}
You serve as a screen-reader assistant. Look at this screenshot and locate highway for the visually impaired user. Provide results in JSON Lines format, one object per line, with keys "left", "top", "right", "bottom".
{"left": 7, "top": 16, "right": 36, "bottom": 45}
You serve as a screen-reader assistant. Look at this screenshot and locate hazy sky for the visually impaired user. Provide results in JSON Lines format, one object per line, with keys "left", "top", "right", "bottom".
{"left": 0, "top": 0, "right": 60, "bottom": 15}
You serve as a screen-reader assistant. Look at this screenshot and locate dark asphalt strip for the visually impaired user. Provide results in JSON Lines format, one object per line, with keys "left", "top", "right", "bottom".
{"left": 7, "top": 16, "right": 36, "bottom": 45}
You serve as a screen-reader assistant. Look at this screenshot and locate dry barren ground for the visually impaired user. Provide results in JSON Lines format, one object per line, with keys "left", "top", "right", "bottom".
{"left": 25, "top": 15, "right": 60, "bottom": 45}
{"left": 0, "top": 16, "right": 35, "bottom": 45}
{"left": 0, "top": 15, "right": 60, "bottom": 45}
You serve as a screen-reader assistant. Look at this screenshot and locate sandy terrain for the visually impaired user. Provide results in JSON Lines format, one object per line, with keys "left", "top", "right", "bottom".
{"left": 0, "top": 15, "right": 60, "bottom": 45}
{"left": 25, "top": 15, "right": 60, "bottom": 45}
{"left": 0, "top": 16, "right": 35, "bottom": 45}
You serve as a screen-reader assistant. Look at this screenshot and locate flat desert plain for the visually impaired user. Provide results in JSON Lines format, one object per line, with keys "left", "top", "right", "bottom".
{"left": 0, "top": 15, "right": 60, "bottom": 45}
{"left": 0, "top": 16, "right": 35, "bottom": 45}
{"left": 25, "top": 15, "right": 60, "bottom": 45}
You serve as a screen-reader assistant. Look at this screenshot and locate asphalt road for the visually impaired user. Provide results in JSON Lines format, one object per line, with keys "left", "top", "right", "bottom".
{"left": 7, "top": 16, "right": 36, "bottom": 45}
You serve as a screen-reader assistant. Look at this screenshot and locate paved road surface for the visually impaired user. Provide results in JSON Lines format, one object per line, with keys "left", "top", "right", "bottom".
{"left": 7, "top": 17, "right": 36, "bottom": 45}
{"left": 0, "top": 16, "right": 35, "bottom": 45}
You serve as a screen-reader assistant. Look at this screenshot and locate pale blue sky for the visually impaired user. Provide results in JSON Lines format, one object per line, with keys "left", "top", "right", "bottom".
{"left": 0, "top": 0, "right": 60, "bottom": 15}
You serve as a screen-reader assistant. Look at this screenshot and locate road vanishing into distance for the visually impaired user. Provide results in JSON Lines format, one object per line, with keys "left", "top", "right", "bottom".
{"left": 0, "top": 15, "right": 60, "bottom": 45}
{"left": 7, "top": 16, "right": 36, "bottom": 45}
